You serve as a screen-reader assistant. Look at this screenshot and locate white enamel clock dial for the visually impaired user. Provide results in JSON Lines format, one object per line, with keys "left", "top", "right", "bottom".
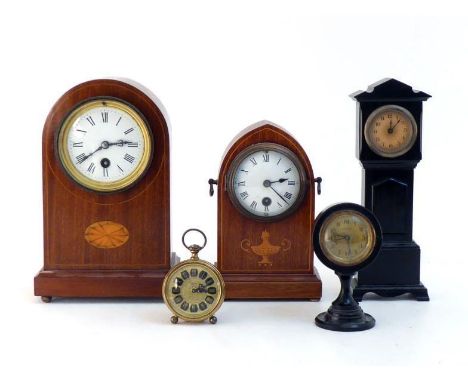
{"left": 227, "top": 143, "right": 306, "bottom": 220}
{"left": 58, "top": 99, "right": 152, "bottom": 192}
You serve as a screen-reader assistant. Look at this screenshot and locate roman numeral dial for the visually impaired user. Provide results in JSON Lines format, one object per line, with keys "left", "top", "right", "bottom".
{"left": 58, "top": 99, "right": 152, "bottom": 192}
{"left": 227, "top": 143, "right": 306, "bottom": 220}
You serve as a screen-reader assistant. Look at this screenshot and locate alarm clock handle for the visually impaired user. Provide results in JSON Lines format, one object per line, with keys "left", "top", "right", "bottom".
{"left": 208, "top": 178, "right": 218, "bottom": 196}
{"left": 314, "top": 177, "right": 322, "bottom": 195}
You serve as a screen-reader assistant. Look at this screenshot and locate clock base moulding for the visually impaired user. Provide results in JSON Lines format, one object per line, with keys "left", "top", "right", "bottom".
{"left": 35, "top": 253, "right": 180, "bottom": 301}
{"left": 221, "top": 270, "right": 322, "bottom": 300}
{"left": 352, "top": 243, "right": 429, "bottom": 301}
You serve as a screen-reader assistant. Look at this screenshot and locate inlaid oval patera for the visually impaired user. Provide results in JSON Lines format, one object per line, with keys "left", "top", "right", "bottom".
{"left": 84, "top": 221, "right": 129, "bottom": 249}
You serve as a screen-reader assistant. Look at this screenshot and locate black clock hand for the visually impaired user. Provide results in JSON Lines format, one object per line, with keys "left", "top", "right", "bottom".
{"left": 269, "top": 184, "right": 290, "bottom": 205}
{"left": 269, "top": 178, "right": 289, "bottom": 184}
{"left": 79, "top": 144, "right": 104, "bottom": 163}
{"left": 107, "top": 139, "right": 133, "bottom": 147}
{"left": 388, "top": 119, "right": 400, "bottom": 134}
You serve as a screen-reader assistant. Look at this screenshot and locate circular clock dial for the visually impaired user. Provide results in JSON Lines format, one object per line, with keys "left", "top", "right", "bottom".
{"left": 227, "top": 143, "right": 306, "bottom": 221}
{"left": 364, "top": 105, "right": 417, "bottom": 158}
{"left": 58, "top": 99, "right": 152, "bottom": 192}
{"left": 319, "top": 210, "right": 376, "bottom": 267}
{"left": 163, "top": 260, "right": 224, "bottom": 322}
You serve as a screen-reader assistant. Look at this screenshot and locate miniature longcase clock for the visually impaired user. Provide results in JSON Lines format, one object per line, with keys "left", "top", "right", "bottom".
{"left": 34, "top": 79, "right": 171, "bottom": 301}
{"left": 209, "top": 121, "right": 322, "bottom": 299}
{"left": 350, "top": 78, "right": 430, "bottom": 301}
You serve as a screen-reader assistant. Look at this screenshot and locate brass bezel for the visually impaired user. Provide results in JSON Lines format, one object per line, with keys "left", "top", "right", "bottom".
{"left": 318, "top": 209, "right": 377, "bottom": 267}
{"left": 226, "top": 142, "right": 308, "bottom": 222}
{"left": 162, "top": 259, "right": 225, "bottom": 322}
{"left": 364, "top": 105, "right": 418, "bottom": 158}
{"left": 57, "top": 98, "right": 152, "bottom": 192}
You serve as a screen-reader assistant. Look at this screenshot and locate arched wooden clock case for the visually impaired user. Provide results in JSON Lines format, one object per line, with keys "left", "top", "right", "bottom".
{"left": 211, "top": 121, "right": 322, "bottom": 299}
{"left": 34, "top": 79, "right": 172, "bottom": 301}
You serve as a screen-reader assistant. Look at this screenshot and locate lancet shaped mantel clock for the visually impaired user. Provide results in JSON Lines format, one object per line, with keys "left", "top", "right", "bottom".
{"left": 34, "top": 79, "right": 172, "bottom": 301}
{"left": 350, "top": 78, "right": 430, "bottom": 301}
{"left": 209, "top": 121, "right": 322, "bottom": 299}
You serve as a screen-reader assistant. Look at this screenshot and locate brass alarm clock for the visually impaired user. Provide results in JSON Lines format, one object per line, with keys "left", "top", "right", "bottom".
{"left": 163, "top": 229, "right": 225, "bottom": 324}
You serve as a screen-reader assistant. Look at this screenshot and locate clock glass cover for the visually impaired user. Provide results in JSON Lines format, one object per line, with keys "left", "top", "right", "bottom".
{"left": 58, "top": 98, "right": 152, "bottom": 192}
{"left": 227, "top": 143, "right": 307, "bottom": 221}
{"left": 318, "top": 209, "right": 376, "bottom": 267}
{"left": 364, "top": 105, "right": 417, "bottom": 158}
{"left": 163, "top": 259, "right": 224, "bottom": 322}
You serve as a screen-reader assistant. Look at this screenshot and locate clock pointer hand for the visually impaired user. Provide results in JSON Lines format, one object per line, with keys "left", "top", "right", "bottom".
{"left": 388, "top": 119, "right": 400, "bottom": 134}
{"left": 269, "top": 178, "right": 289, "bottom": 184}
{"left": 107, "top": 139, "right": 133, "bottom": 147}
{"left": 269, "top": 184, "right": 290, "bottom": 205}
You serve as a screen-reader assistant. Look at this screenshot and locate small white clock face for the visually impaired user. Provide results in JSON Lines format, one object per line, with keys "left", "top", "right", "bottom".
{"left": 58, "top": 99, "right": 152, "bottom": 192}
{"left": 227, "top": 144, "right": 306, "bottom": 220}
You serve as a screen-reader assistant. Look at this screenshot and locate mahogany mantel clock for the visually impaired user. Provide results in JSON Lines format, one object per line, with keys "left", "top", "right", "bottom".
{"left": 350, "top": 78, "right": 430, "bottom": 301}
{"left": 34, "top": 79, "right": 171, "bottom": 301}
{"left": 209, "top": 121, "right": 322, "bottom": 299}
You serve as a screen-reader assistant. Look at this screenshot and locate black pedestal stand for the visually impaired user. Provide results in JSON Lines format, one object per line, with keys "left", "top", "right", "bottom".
{"left": 315, "top": 273, "right": 375, "bottom": 332}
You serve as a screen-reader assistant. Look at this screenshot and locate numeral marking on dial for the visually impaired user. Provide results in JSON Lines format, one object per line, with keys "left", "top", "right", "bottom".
{"left": 103, "top": 167, "right": 109, "bottom": 177}
{"left": 127, "top": 142, "right": 139, "bottom": 148}
{"left": 264, "top": 205, "right": 269, "bottom": 212}
{"left": 124, "top": 153, "right": 135, "bottom": 163}
{"left": 284, "top": 168, "right": 292, "bottom": 174}
{"left": 73, "top": 142, "right": 83, "bottom": 147}
{"left": 250, "top": 157, "right": 257, "bottom": 166}
{"left": 277, "top": 157, "right": 282, "bottom": 165}
{"left": 117, "top": 164, "right": 124, "bottom": 173}
{"left": 277, "top": 201, "right": 283, "bottom": 208}
{"left": 76, "top": 153, "right": 86, "bottom": 164}
{"left": 124, "top": 127, "right": 134, "bottom": 135}
{"left": 86, "top": 116, "right": 95, "bottom": 126}
{"left": 76, "top": 129, "right": 87, "bottom": 134}
{"left": 284, "top": 192, "right": 293, "bottom": 200}
{"left": 116, "top": 116, "right": 122, "bottom": 126}
{"left": 250, "top": 201, "right": 257, "bottom": 210}
{"left": 240, "top": 191, "right": 249, "bottom": 200}
{"left": 87, "top": 163, "right": 95, "bottom": 173}
{"left": 237, "top": 181, "right": 246, "bottom": 186}
{"left": 263, "top": 153, "right": 269, "bottom": 162}
{"left": 101, "top": 111, "right": 108, "bottom": 123}
{"left": 288, "top": 180, "right": 296, "bottom": 185}
{"left": 240, "top": 169, "right": 248, "bottom": 173}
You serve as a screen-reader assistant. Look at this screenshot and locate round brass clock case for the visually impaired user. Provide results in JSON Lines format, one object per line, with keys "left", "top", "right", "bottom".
{"left": 364, "top": 105, "right": 417, "bottom": 158}
{"left": 58, "top": 98, "right": 153, "bottom": 192}
{"left": 163, "top": 229, "right": 225, "bottom": 323}
{"left": 226, "top": 143, "right": 307, "bottom": 222}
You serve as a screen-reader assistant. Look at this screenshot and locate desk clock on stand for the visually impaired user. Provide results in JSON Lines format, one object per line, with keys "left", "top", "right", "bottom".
{"left": 350, "top": 78, "right": 430, "bottom": 301}
{"left": 313, "top": 203, "right": 382, "bottom": 331}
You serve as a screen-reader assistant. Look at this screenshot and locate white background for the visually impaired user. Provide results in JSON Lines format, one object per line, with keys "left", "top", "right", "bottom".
{"left": 1, "top": 1, "right": 466, "bottom": 380}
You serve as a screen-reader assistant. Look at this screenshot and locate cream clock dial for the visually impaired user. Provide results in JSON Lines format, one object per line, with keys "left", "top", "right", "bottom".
{"left": 227, "top": 143, "right": 307, "bottom": 221}
{"left": 58, "top": 99, "right": 152, "bottom": 192}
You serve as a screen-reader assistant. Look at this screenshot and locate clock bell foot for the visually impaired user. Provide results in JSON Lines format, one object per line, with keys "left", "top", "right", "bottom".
{"left": 353, "top": 283, "right": 429, "bottom": 302}
{"left": 209, "top": 316, "right": 217, "bottom": 325}
{"left": 315, "top": 310, "right": 375, "bottom": 332}
{"left": 170, "top": 316, "right": 179, "bottom": 324}
{"left": 316, "top": 273, "right": 375, "bottom": 332}
{"left": 41, "top": 296, "right": 52, "bottom": 303}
